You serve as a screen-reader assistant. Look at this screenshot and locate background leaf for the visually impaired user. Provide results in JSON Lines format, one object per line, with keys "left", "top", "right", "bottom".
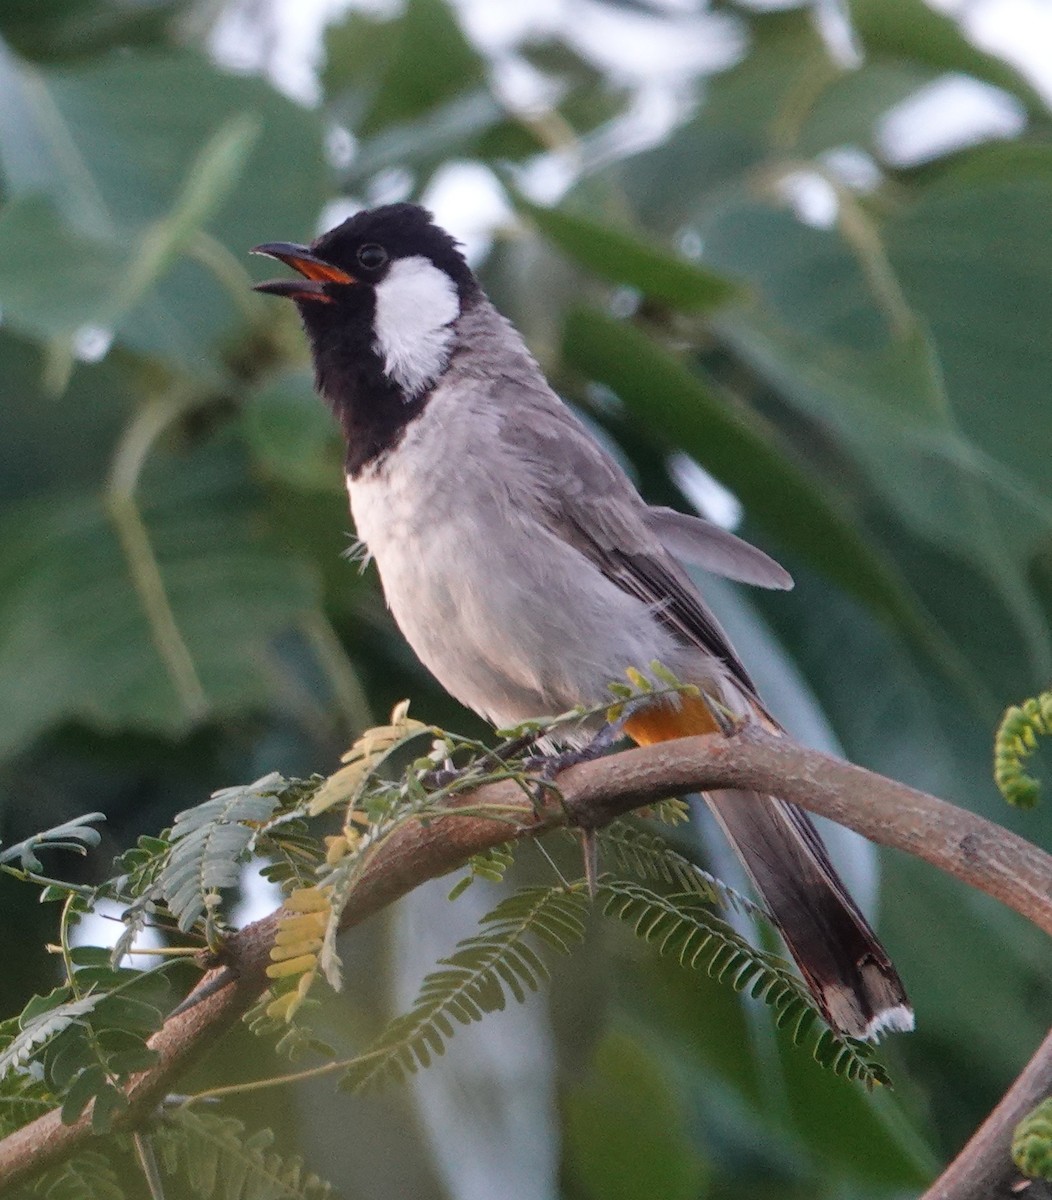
{"left": 1, "top": 0, "right": 1050, "bottom": 1194}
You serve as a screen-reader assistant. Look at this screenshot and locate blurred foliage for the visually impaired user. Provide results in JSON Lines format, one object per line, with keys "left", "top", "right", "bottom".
{"left": 2, "top": 0, "right": 1052, "bottom": 1195}
{"left": 0, "top": 709, "right": 886, "bottom": 1197}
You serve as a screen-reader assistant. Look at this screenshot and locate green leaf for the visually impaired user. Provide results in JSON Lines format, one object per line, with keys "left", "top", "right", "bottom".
{"left": 0, "top": 197, "right": 126, "bottom": 338}
{"left": 0, "top": 440, "right": 320, "bottom": 762}
{"left": 794, "top": 60, "right": 937, "bottom": 158}
{"left": 0, "top": 331, "right": 134, "bottom": 504}
{"left": 599, "top": 881, "right": 890, "bottom": 1089}
{"left": 0, "top": 991, "right": 101, "bottom": 1079}
{"left": 241, "top": 371, "right": 345, "bottom": 492}
{"left": 26, "top": 1151, "right": 125, "bottom": 1200}
{"left": 155, "top": 1108, "right": 334, "bottom": 1199}
{"left": 1013, "top": 1096, "right": 1052, "bottom": 1180}
{"left": 324, "top": 0, "right": 486, "bottom": 135}
{"left": 0, "top": 46, "right": 325, "bottom": 370}
{"left": 849, "top": 0, "right": 1047, "bottom": 117}
{"left": 343, "top": 886, "right": 588, "bottom": 1092}
{"left": 345, "top": 89, "right": 539, "bottom": 187}
{"left": 886, "top": 167, "right": 1052, "bottom": 520}
{"left": 59, "top": 1064, "right": 108, "bottom": 1126}
{"left": 89, "top": 1081, "right": 127, "bottom": 1134}
{"left": 0, "top": 112, "right": 260, "bottom": 346}
{"left": 562, "top": 308, "right": 960, "bottom": 679}
{"left": 563, "top": 1030, "right": 708, "bottom": 1200}
{"left": 695, "top": 181, "right": 1052, "bottom": 679}
{"left": 159, "top": 773, "right": 285, "bottom": 931}
{"left": 596, "top": 822, "right": 766, "bottom": 919}
{"left": 0, "top": 0, "right": 185, "bottom": 64}
{"left": 519, "top": 199, "right": 740, "bottom": 312}
{"left": 0, "top": 812, "right": 105, "bottom": 872}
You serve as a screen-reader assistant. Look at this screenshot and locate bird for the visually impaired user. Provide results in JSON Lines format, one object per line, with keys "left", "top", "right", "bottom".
{"left": 251, "top": 202, "right": 913, "bottom": 1041}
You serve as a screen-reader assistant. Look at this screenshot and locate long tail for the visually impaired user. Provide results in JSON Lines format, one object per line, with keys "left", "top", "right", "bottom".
{"left": 624, "top": 694, "right": 913, "bottom": 1041}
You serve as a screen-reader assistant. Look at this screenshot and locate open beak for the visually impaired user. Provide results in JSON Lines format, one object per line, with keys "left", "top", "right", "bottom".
{"left": 250, "top": 242, "right": 356, "bottom": 303}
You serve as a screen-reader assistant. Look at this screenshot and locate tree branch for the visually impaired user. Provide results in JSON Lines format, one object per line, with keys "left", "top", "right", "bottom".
{"left": 0, "top": 725, "right": 1049, "bottom": 1196}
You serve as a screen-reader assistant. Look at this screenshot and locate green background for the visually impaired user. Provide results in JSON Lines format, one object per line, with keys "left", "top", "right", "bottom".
{"left": 2, "top": 0, "right": 1051, "bottom": 1195}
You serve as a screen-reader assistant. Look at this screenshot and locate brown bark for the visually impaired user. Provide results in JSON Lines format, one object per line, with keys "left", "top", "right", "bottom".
{"left": 0, "top": 726, "right": 1048, "bottom": 1197}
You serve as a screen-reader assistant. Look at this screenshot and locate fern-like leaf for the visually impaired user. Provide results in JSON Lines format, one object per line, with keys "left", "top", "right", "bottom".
{"left": 1013, "top": 1096, "right": 1052, "bottom": 1179}
{"left": 159, "top": 774, "right": 287, "bottom": 933}
{"left": 995, "top": 692, "right": 1052, "bottom": 808}
{"left": 264, "top": 886, "right": 332, "bottom": 1023}
{"left": 597, "top": 822, "right": 769, "bottom": 919}
{"left": 25, "top": 1150, "right": 125, "bottom": 1199}
{"left": 155, "top": 1108, "right": 334, "bottom": 1199}
{"left": 599, "top": 880, "right": 890, "bottom": 1088}
{"left": 343, "top": 886, "right": 588, "bottom": 1092}
{"left": 0, "top": 1036, "right": 58, "bottom": 1139}
{"left": 0, "top": 991, "right": 103, "bottom": 1079}
{"left": 0, "top": 814, "right": 106, "bottom": 874}
{"left": 308, "top": 701, "right": 429, "bottom": 818}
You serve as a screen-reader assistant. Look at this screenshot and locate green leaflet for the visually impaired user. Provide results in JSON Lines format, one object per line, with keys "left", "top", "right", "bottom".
{"left": 1014, "top": 1097, "right": 1052, "bottom": 1180}
{"left": 342, "top": 886, "right": 589, "bottom": 1093}
{"left": 0, "top": 950, "right": 168, "bottom": 1135}
{"left": 596, "top": 821, "right": 768, "bottom": 920}
{"left": 159, "top": 775, "right": 285, "bottom": 933}
{"left": 518, "top": 199, "right": 740, "bottom": 312}
{"left": 21, "top": 1150, "right": 125, "bottom": 1200}
{"left": 0, "top": 992, "right": 104, "bottom": 1080}
{"left": 994, "top": 692, "right": 1052, "bottom": 809}
{"left": 0, "top": 813, "right": 105, "bottom": 874}
{"left": 598, "top": 880, "right": 890, "bottom": 1089}
{"left": 154, "top": 1109, "right": 334, "bottom": 1200}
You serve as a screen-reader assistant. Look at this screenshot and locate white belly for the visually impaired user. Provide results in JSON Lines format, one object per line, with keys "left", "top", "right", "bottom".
{"left": 347, "top": 413, "right": 681, "bottom": 728}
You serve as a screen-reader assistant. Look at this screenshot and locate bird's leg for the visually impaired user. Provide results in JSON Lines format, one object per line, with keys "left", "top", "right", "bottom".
{"left": 579, "top": 828, "right": 600, "bottom": 899}
{"left": 523, "top": 719, "right": 627, "bottom": 897}
{"left": 521, "top": 716, "right": 627, "bottom": 777}
{"left": 705, "top": 694, "right": 740, "bottom": 735}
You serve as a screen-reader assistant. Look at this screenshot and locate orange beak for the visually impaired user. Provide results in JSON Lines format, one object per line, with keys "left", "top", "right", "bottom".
{"left": 251, "top": 242, "right": 356, "bottom": 303}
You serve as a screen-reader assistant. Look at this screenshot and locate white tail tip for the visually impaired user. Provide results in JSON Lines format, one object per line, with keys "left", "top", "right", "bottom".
{"left": 863, "top": 1004, "right": 915, "bottom": 1042}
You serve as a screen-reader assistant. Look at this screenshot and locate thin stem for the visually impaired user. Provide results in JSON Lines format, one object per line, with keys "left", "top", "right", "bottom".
{"left": 123, "top": 947, "right": 203, "bottom": 959}
{"left": 2, "top": 729, "right": 1052, "bottom": 1192}
{"left": 58, "top": 894, "right": 81, "bottom": 999}
{"left": 920, "top": 1024, "right": 1052, "bottom": 1200}
{"left": 532, "top": 839, "right": 572, "bottom": 889}
{"left": 133, "top": 1132, "right": 166, "bottom": 1200}
{"left": 187, "top": 231, "right": 263, "bottom": 323}
{"left": 181, "top": 1049, "right": 387, "bottom": 1106}
{"left": 300, "top": 611, "right": 374, "bottom": 733}
{"left": 106, "top": 388, "right": 210, "bottom": 718}
{"left": 0, "top": 866, "right": 96, "bottom": 895}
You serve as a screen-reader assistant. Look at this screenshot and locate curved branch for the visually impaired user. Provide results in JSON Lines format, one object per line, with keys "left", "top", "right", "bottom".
{"left": 0, "top": 725, "right": 1049, "bottom": 1197}
{"left": 919, "top": 1022, "right": 1052, "bottom": 1200}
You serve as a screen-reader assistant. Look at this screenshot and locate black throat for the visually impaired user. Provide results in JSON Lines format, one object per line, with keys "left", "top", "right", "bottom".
{"left": 301, "top": 290, "right": 434, "bottom": 479}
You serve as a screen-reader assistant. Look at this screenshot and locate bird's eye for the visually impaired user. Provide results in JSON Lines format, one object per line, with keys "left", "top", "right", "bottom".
{"left": 357, "top": 243, "right": 388, "bottom": 271}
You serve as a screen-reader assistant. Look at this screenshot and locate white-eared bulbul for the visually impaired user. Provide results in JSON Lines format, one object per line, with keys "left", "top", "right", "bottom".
{"left": 252, "top": 203, "right": 912, "bottom": 1040}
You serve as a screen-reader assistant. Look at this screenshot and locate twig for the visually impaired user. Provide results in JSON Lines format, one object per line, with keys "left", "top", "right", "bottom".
{"left": 919, "top": 1024, "right": 1052, "bottom": 1200}
{"left": 1, "top": 726, "right": 1051, "bottom": 1194}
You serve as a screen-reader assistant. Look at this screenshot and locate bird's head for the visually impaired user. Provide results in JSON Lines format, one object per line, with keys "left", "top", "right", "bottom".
{"left": 251, "top": 203, "right": 477, "bottom": 399}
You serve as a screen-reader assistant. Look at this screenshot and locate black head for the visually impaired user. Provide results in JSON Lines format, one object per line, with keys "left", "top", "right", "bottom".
{"left": 251, "top": 204, "right": 478, "bottom": 476}
{"left": 251, "top": 203, "right": 475, "bottom": 310}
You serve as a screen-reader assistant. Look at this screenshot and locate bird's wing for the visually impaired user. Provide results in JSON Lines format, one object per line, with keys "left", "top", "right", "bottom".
{"left": 498, "top": 397, "right": 756, "bottom": 694}
{"left": 643, "top": 507, "right": 792, "bottom": 590}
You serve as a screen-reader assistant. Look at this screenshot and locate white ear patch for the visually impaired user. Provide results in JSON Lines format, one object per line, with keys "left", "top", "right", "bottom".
{"left": 372, "top": 255, "right": 461, "bottom": 397}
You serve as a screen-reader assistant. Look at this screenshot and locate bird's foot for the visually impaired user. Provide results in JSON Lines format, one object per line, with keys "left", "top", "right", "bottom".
{"left": 522, "top": 720, "right": 626, "bottom": 893}
{"left": 421, "top": 729, "right": 546, "bottom": 791}
{"left": 521, "top": 717, "right": 627, "bottom": 779}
